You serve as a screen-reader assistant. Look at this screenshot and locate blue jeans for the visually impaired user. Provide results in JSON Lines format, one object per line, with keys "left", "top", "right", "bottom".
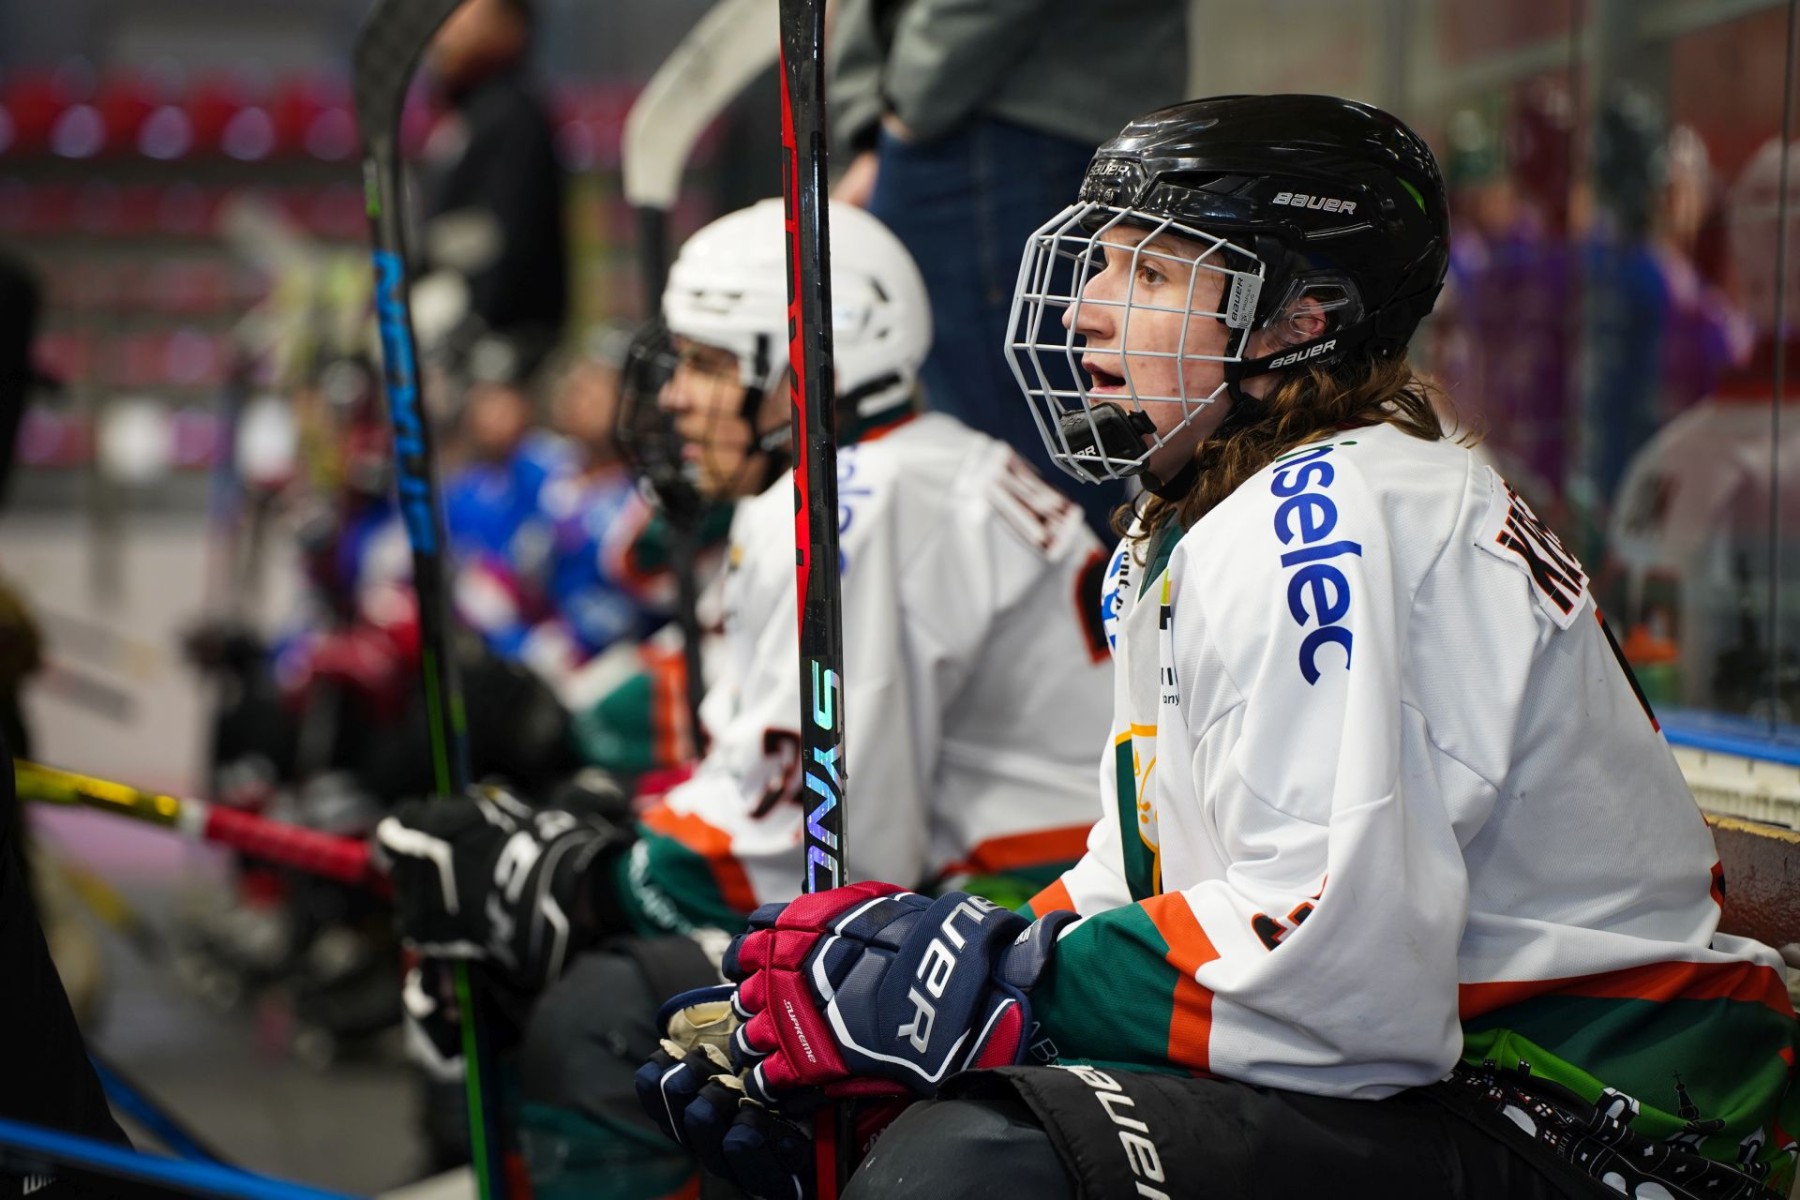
{"left": 869, "top": 118, "right": 1129, "bottom": 541}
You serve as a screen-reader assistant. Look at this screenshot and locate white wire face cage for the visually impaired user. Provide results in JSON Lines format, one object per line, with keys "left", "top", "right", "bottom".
{"left": 1006, "top": 202, "right": 1267, "bottom": 484}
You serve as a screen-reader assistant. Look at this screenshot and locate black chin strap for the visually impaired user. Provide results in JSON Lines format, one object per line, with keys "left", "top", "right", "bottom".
{"left": 738, "top": 370, "right": 911, "bottom": 496}
{"left": 1057, "top": 404, "right": 1154, "bottom": 468}
{"left": 1142, "top": 457, "right": 1198, "bottom": 500}
{"left": 837, "top": 372, "right": 903, "bottom": 422}
{"left": 1056, "top": 403, "right": 1207, "bottom": 498}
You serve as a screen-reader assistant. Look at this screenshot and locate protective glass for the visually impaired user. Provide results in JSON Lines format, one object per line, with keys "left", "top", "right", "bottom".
{"left": 1006, "top": 201, "right": 1266, "bottom": 483}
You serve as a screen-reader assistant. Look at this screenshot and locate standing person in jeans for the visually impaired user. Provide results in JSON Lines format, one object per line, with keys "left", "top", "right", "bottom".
{"left": 828, "top": 0, "right": 1187, "bottom": 540}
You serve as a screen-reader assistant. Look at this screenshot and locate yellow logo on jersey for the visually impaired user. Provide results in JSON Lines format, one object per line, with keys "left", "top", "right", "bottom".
{"left": 1115, "top": 723, "right": 1163, "bottom": 896}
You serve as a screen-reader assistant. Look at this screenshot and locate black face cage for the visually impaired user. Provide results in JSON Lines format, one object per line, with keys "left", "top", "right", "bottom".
{"left": 615, "top": 320, "right": 703, "bottom": 522}
{"left": 1005, "top": 201, "right": 1267, "bottom": 484}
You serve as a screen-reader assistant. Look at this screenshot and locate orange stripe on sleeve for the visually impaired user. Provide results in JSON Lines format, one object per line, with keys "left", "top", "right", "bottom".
{"left": 945, "top": 825, "right": 1093, "bottom": 878}
{"left": 1459, "top": 957, "right": 1794, "bottom": 1020}
{"left": 639, "top": 804, "right": 760, "bottom": 915}
{"left": 1026, "top": 876, "right": 1077, "bottom": 917}
{"left": 1142, "top": 892, "right": 1220, "bottom": 1073}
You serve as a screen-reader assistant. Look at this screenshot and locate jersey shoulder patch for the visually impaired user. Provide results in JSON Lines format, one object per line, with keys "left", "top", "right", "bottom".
{"left": 1474, "top": 469, "right": 1590, "bottom": 629}
{"left": 983, "top": 450, "right": 1082, "bottom": 557}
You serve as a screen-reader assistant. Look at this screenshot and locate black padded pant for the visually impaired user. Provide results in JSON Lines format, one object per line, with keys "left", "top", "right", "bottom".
{"left": 844, "top": 1073, "right": 1615, "bottom": 1200}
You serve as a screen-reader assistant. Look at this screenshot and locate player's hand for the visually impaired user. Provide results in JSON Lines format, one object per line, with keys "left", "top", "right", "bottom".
{"left": 282, "top": 620, "right": 416, "bottom": 721}
{"left": 723, "top": 882, "right": 1076, "bottom": 1105}
{"left": 880, "top": 112, "right": 915, "bottom": 143}
{"left": 832, "top": 149, "right": 880, "bottom": 208}
{"left": 374, "top": 783, "right": 631, "bottom": 992}
{"left": 401, "top": 960, "right": 465, "bottom": 1083}
{"left": 635, "top": 987, "right": 906, "bottom": 1200}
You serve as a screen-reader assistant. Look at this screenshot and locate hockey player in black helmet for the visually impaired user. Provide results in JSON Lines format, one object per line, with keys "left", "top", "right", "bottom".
{"left": 637, "top": 96, "right": 1798, "bottom": 1200}
{"left": 1008, "top": 92, "right": 1451, "bottom": 498}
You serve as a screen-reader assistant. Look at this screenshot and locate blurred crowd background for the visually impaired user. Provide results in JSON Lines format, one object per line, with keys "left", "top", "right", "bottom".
{"left": 1, "top": 0, "right": 1799, "bottom": 1192}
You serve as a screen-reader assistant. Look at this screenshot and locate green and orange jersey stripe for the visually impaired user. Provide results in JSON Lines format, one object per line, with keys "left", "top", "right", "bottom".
{"left": 1461, "top": 957, "right": 1800, "bottom": 1188}
{"left": 605, "top": 806, "right": 761, "bottom": 936}
{"left": 1028, "top": 891, "right": 1219, "bottom": 1075}
{"left": 1022, "top": 875, "right": 1077, "bottom": 920}
{"left": 1030, "top": 887, "right": 1800, "bottom": 1190}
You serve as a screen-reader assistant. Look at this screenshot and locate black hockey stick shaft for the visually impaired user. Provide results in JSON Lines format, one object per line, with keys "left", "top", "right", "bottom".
{"left": 777, "top": 0, "right": 853, "bottom": 1193}
{"left": 779, "top": 0, "right": 845, "bottom": 896}
{"left": 635, "top": 207, "right": 709, "bottom": 752}
{"left": 352, "top": 5, "right": 510, "bottom": 1199}
{"left": 635, "top": 207, "right": 670, "bottom": 318}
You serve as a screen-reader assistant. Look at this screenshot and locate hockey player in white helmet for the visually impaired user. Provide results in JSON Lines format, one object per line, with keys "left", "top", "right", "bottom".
{"left": 376, "top": 198, "right": 1112, "bottom": 1198}
{"left": 637, "top": 96, "right": 1798, "bottom": 1200}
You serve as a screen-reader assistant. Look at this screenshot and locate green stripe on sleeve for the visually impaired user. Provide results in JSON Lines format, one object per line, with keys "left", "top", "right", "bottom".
{"left": 1029, "top": 903, "right": 1183, "bottom": 1074}
{"left": 606, "top": 830, "right": 750, "bottom": 938}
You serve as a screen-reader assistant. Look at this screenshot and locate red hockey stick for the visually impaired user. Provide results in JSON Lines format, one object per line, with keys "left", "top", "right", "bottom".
{"left": 15, "top": 760, "right": 387, "bottom": 895}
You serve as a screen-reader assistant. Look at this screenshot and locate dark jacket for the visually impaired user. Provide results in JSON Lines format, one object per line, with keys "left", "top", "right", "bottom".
{"left": 420, "top": 67, "right": 568, "bottom": 377}
{"left": 828, "top": 0, "right": 1188, "bottom": 154}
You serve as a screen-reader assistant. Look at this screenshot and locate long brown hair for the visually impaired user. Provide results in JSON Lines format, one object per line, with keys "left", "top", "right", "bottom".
{"left": 1123, "top": 355, "right": 1471, "bottom": 540}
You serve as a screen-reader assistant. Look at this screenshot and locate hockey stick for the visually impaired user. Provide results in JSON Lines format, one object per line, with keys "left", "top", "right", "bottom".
{"left": 622, "top": 0, "right": 779, "bottom": 752}
{"left": 89, "top": 1051, "right": 234, "bottom": 1166}
{"left": 776, "top": 1, "right": 853, "bottom": 1193}
{"left": 15, "top": 760, "right": 385, "bottom": 893}
{"left": 0, "top": 1115, "right": 357, "bottom": 1200}
{"left": 621, "top": 0, "right": 779, "bottom": 221}
{"left": 351, "top": 4, "right": 510, "bottom": 1197}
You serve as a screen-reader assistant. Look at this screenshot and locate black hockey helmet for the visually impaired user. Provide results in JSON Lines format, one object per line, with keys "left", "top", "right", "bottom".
{"left": 1007, "top": 94, "right": 1450, "bottom": 484}
{"left": 1083, "top": 93, "right": 1449, "bottom": 369}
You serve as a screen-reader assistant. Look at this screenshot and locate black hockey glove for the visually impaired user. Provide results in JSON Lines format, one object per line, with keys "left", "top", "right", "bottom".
{"left": 402, "top": 958, "right": 467, "bottom": 1083}
{"left": 375, "top": 782, "right": 633, "bottom": 993}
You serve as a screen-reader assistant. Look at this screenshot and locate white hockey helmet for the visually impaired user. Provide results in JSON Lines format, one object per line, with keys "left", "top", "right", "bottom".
{"left": 662, "top": 198, "right": 931, "bottom": 419}
{"left": 1729, "top": 138, "right": 1800, "bottom": 338}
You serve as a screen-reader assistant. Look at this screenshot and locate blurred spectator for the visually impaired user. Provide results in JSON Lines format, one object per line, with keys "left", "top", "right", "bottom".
{"left": 1607, "top": 138, "right": 1800, "bottom": 717}
{"left": 524, "top": 336, "right": 673, "bottom": 680}
{"left": 828, "top": 0, "right": 1187, "bottom": 538}
{"left": 1438, "top": 86, "right": 1577, "bottom": 508}
{"left": 440, "top": 368, "right": 572, "bottom": 661}
{"left": 418, "top": 0, "right": 568, "bottom": 386}
{"left": 1579, "top": 89, "right": 1736, "bottom": 508}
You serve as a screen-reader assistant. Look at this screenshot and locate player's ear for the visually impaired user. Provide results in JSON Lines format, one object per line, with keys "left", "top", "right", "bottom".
{"left": 1246, "top": 293, "right": 1332, "bottom": 360}
{"left": 1281, "top": 294, "right": 1331, "bottom": 342}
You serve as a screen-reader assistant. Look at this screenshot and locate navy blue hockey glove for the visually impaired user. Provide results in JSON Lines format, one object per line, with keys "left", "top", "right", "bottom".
{"left": 724, "top": 882, "right": 1073, "bottom": 1104}
{"left": 634, "top": 986, "right": 909, "bottom": 1200}
{"left": 634, "top": 987, "right": 814, "bottom": 1198}
{"left": 375, "top": 783, "right": 631, "bottom": 992}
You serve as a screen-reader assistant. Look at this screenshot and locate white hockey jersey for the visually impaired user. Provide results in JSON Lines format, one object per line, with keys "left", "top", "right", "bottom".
{"left": 1026, "top": 422, "right": 1797, "bottom": 1177}
{"left": 618, "top": 411, "right": 1112, "bottom": 930}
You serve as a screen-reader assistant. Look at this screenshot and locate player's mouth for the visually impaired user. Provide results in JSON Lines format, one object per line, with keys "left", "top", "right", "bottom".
{"left": 1082, "top": 358, "right": 1127, "bottom": 394}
